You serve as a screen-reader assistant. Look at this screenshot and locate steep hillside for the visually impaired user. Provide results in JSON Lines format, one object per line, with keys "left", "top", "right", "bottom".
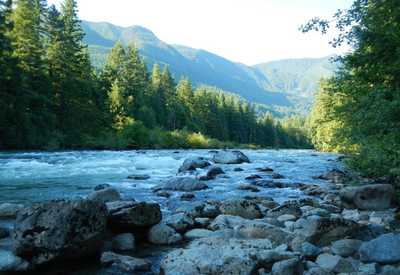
{"left": 254, "top": 56, "right": 338, "bottom": 97}
{"left": 81, "top": 21, "right": 337, "bottom": 111}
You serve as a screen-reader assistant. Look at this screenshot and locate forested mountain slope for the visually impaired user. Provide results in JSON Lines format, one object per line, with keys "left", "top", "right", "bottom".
{"left": 82, "top": 21, "right": 336, "bottom": 110}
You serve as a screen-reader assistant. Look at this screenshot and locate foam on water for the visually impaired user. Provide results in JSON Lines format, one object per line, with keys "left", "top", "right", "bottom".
{"left": 0, "top": 149, "right": 341, "bottom": 205}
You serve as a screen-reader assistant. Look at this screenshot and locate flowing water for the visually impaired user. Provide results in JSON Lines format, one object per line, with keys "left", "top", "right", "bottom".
{"left": 0, "top": 149, "right": 341, "bottom": 274}
{"left": 0, "top": 149, "right": 340, "bottom": 207}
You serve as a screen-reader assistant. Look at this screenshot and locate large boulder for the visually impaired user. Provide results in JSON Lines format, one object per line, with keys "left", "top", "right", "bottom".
{"left": 293, "top": 217, "right": 359, "bottom": 246}
{"left": 13, "top": 200, "right": 107, "bottom": 266}
{"left": 220, "top": 199, "right": 262, "bottom": 219}
{"left": 340, "top": 184, "right": 394, "bottom": 210}
{"left": 0, "top": 203, "right": 24, "bottom": 219}
{"left": 155, "top": 177, "right": 208, "bottom": 192}
{"left": 106, "top": 201, "right": 161, "bottom": 230}
{"left": 359, "top": 233, "right": 400, "bottom": 264}
{"left": 87, "top": 187, "right": 121, "bottom": 204}
{"left": 213, "top": 151, "right": 250, "bottom": 164}
{"left": 161, "top": 237, "right": 282, "bottom": 275}
{"left": 178, "top": 157, "right": 211, "bottom": 173}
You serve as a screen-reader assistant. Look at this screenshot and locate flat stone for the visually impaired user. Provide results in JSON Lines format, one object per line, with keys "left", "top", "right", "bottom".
{"left": 184, "top": 229, "right": 216, "bottom": 240}
{"left": 212, "top": 150, "right": 250, "bottom": 164}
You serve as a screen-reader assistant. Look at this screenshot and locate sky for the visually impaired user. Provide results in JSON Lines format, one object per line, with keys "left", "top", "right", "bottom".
{"left": 47, "top": 0, "right": 353, "bottom": 65}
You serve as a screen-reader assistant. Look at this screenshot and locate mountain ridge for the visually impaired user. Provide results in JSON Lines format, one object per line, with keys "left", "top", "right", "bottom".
{"left": 81, "top": 20, "right": 337, "bottom": 112}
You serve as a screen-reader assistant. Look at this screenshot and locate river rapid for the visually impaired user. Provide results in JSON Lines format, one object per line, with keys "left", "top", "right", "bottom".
{"left": 0, "top": 149, "right": 342, "bottom": 274}
{"left": 0, "top": 149, "right": 340, "bottom": 206}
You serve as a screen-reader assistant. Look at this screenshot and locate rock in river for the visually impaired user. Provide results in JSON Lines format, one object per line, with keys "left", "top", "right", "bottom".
{"left": 106, "top": 200, "right": 161, "bottom": 230}
{"left": 220, "top": 198, "right": 262, "bottom": 219}
{"left": 13, "top": 199, "right": 107, "bottom": 266}
{"left": 154, "top": 177, "right": 208, "bottom": 192}
{"left": 212, "top": 150, "right": 250, "bottom": 164}
{"left": 340, "top": 184, "right": 394, "bottom": 210}
{"left": 178, "top": 157, "right": 211, "bottom": 173}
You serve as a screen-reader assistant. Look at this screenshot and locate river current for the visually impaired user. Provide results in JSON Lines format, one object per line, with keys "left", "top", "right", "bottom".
{"left": 0, "top": 149, "right": 340, "bottom": 208}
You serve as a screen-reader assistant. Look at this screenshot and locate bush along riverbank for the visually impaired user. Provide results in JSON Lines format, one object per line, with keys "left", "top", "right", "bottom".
{"left": 0, "top": 150, "right": 399, "bottom": 274}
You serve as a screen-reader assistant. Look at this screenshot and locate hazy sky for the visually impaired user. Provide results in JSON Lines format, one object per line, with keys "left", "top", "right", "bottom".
{"left": 48, "top": 0, "right": 353, "bottom": 65}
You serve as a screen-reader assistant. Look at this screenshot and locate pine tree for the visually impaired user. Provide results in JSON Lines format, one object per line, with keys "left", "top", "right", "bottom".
{"left": 10, "top": 0, "right": 54, "bottom": 148}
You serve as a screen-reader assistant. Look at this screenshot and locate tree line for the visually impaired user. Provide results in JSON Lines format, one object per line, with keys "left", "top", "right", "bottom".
{"left": 0, "top": 0, "right": 311, "bottom": 150}
{"left": 304, "top": 0, "right": 400, "bottom": 180}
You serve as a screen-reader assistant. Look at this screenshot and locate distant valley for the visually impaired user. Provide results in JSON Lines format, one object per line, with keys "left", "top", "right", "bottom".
{"left": 82, "top": 21, "right": 337, "bottom": 114}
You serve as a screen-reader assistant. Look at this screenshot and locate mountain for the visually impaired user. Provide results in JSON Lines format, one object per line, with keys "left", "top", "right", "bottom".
{"left": 81, "top": 21, "right": 337, "bottom": 112}
{"left": 253, "top": 56, "right": 338, "bottom": 97}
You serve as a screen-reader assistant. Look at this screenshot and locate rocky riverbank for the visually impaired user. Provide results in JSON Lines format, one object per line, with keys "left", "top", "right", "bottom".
{"left": 0, "top": 150, "right": 399, "bottom": 274}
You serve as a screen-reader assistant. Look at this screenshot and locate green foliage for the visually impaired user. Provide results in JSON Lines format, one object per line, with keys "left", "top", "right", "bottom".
{"left": 0, "top": 0, "right": 311, "bottom": 150}
{"left": 305, "top": 0, "right": 400, "bottom": 179}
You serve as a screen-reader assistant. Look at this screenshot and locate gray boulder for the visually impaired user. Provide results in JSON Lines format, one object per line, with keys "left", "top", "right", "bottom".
{"left": 160, "top": 237, "right": 274, "bottom": 275}
{"left": 106, "top": 201, "right": 161, "bottom": 229}
{"left": 101, "top": 251, "right": 151, "bottom": 272}
{"left": 155, "top": 177, "right": 208, "bottom": 192}
{"left": 293, "top": 217, "right": 359, "bottom": 246}
{"left": 112, "top": 233, "right": 135, "bottom": 251}
{"left": 0, "top": 203, "right": 24, "bottom": 218}
{"left": 148, "top": 224, "right": 182, "bottom": 245}
{"left": 213, "top": 151, "right": 250, "bottom": 164}
{"left": 184, "top": 229, "right": 217, "bottom": 240}
{"left": 87, "top": 187, "right": 121, "bottom": 204}
{"left": 178, "top": 157, "right": 210, "bottom": 173}
{"left": 220, "top": 199, "right": 262, "bottom": 219}
{"left": 13, "top": 200, "right": 107, "bottom": 266}
{"left": 340, "top": 184, "right": 394, "bottom": 210}
{"left": 359, "top": 233, "right": 400, "bottom": 264}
